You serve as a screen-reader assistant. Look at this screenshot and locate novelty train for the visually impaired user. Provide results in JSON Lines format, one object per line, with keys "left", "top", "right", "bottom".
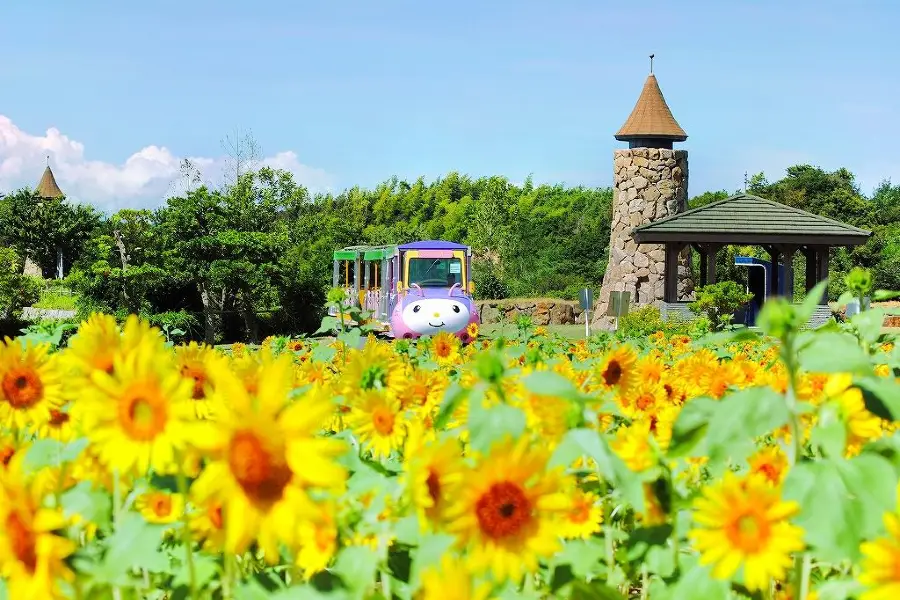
{"left": 328, "top": 240, "right": 480, "bottom": 340}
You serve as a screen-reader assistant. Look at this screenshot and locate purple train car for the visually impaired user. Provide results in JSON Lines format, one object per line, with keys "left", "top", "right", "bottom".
{"left": 329, "top": 240, "right": 480, "bottom": 340}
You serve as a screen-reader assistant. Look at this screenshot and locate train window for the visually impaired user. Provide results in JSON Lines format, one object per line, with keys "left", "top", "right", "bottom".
{"left": 408, "top": 258, "right": 463, "bottom": 287}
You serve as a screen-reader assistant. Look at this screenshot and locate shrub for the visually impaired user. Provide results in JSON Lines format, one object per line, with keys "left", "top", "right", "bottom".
{"left": 688, "top": 281, "right": 754, "bottom": 330}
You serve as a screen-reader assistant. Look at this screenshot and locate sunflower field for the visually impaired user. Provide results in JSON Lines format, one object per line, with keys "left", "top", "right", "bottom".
{"left": 1, "top": 279, "right": 900, "bottom": 600}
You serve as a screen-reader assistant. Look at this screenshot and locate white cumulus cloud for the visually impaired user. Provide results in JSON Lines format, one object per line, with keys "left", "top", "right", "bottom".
{"left": 0, "top": 115, "right": 336, "bottom": 212}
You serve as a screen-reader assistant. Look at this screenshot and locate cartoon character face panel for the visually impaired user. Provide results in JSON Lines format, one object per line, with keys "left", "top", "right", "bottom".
{"left": 401, "top": 298, "right": 471, "bottom": 335}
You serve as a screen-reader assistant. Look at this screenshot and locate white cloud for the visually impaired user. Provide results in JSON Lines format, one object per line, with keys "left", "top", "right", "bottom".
{"left": 0, "top": 115, "right": 336, "bottom": 212}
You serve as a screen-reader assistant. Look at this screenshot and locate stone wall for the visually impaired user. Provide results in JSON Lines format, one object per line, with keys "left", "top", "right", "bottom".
{"left": 476, "top": 299, "right": 584, "bottom": 326}
{"left": 593, "top": 148, "right": 694, "bottom": 328}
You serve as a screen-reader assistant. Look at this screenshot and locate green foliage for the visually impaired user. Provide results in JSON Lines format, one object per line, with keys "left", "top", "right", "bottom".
{"left": 617, "top": 305, "right": 709, "bottom": 339}
{"left": 0, "top": 247, "right": 42, "bottom": 319}
{"left": 688, "top": 281, "right": 754, "bottom": 331}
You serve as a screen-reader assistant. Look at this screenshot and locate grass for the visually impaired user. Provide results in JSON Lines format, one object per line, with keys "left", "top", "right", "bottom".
{"left": 33, "top": 291, "right": 78, "bottom": 311}
{"left": 480, "top": 323, "right": 588, "bottom": 340}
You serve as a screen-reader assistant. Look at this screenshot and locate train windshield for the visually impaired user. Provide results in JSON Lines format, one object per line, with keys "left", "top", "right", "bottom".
{"left": 408, "top": 258, "right": 463, "bottom": 288}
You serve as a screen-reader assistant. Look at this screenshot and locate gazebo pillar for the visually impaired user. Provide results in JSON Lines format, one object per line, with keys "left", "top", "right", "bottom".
{"left": 781, "top": 245, "right": 798, "bottom": 302}
{"left": 803, "top": 246, "right": 818, "bottom": 292}
{"left": 695, "top": 243, "right": 720, "bottom": 287}
{"left": 663, "top": 242, "right": 683, "bottom": 302}
{"left": 816, "top": 246, "right": 830, "bottom": 303}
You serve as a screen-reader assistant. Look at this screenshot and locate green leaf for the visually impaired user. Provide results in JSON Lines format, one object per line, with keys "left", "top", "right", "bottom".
{"left": 797, "top": 331, "right": 872, "bottom": 374}
{"left": 667, "top": 397, "right": 717, "bottom": 458}
{"left": 810, "top": 403, "right": 847, "bottom": 458}
{"left": 60, "top": 481, "right": 112, "bottom": 530}
{"left": 569, "top": 580, "right": 627, "bottom": 600}
{"left": 664, "top": 562, "right": 730, "bottom": 600}
{"left": 332, "top": 545, "right": 381, "bottom": 597}
{"left": 522, "top": 371, "right": 584, "bottom": 402}
{"left": 409, "top": 534, "right": 455, "bottom": 589}
{"left": 705, "top": 387, "right": 790, "bottom": 471}
{"left": 467, "top": 397, "right": 526, "bottom": 455}
{"left": 856, "top": 376, "right": 900, "bottom": 421}
{"left": 172, "top": 553, "right": 219, "bottom": 589}
{"left": 850, "top": 307, "right": 885, "bottom": 345}
{"left": 549, "top": 428, "right": 644, "bottom": 512}
{"left": 783, "top": 454, "right": 896, "bottom": 562}
{"left": 553, "top": 539, "right": 606, "bottom": 579}
{"left": 21, "top": 438, "right": 64, "bottom": 471}
{"left": 815, "top": 578, "right": 865, "bottom": 600}
{"left": 97, "top": 512, "right": 169, "bottom": 583}
{"left": 433, "top": 383, "right": 469, "bottom": 430}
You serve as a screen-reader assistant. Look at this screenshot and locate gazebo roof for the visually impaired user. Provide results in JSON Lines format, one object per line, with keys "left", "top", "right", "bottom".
{"left": 36, "top": 165, "right": 64, "bottom": 199}
{"left": 615, "top": 73, "right": 687, "bottom": 142}
{"left": 631, "top": 193, "right": 871, "bottom": 246}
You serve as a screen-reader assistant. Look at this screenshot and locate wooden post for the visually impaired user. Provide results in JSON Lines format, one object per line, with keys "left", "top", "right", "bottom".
{"left": 698, "top": 247, "right": 708, "bottom": 287}
{"left": 782, "top": 245, "right": 797, "bottom": 303}
{"left": 704, "top": 244, "right": 719, "bottom": 287}
{"left": 766, "top": 247, "right": 781, "bottom": 297}
{"left": 664, "top": 243, "right": 680, "bottom": 302}
{"left": 804, "top": 246, "right": 817, "bottom": 292}
{"left": 816, "top": 246, "right": 831, "bottom": 303}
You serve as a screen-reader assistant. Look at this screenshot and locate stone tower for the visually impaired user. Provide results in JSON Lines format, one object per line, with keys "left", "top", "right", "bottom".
{"left": 23, "top": 162, "right": 66, "bottom": 278}
{"left": 593, "top": 63, "right": 693, "bottom": 326}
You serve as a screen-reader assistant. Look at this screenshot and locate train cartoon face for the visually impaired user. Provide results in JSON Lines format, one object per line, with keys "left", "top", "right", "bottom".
{"left": 390, "top": 291, "right": 479, "bottom": 339}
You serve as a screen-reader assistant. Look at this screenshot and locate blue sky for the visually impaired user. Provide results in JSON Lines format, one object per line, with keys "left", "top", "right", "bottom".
{"left": 1, "top": 0, "right": 897, "bottom": 209}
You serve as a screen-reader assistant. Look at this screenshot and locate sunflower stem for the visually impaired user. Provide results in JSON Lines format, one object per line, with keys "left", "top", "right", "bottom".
{"left": 795, "top": 552, "right": 812, "bottom": 600}
{"left": 380, "top": 569, "right": 391, "bottom": 598}
{"left": 640, "top": 564, "right": 649, "bottom": 599}
{"left": 112, "top": 469, "right": 123, "bottom": 600}
{"left": 176, "top": 461, "right": 198, "bottom": 599}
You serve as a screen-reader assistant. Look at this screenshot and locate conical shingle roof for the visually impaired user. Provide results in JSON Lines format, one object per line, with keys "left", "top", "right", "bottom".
{"left": 36, "top": 165, "right": 64, "bottom": 199}
{"left": 615, "top": 74, "right": 687, "bottom": 142}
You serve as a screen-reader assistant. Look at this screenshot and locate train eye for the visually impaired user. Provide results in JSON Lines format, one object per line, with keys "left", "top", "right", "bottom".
{"left": 452, "top": 305, "right": 461, "bottom": 313}
{"left": 413, "top": 305, "right": 421, "bottom": 313}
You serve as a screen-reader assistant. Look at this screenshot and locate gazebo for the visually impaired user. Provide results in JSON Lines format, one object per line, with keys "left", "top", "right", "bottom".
{"left": 631, "top": 193, "right": 872, "bottom": 318}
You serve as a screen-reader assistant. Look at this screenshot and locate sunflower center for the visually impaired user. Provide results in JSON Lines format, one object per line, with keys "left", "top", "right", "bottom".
{"left": 151, "top": 494, "right": 173, "bottom": 517}
{"left": 425, "top": 469, "right": 441, "bottom": 505}
{"left": 49, "top": 409, "right": 70, "bottom": 426}
{"left": 755, "top": 463, "right": 781, "bottom": 484}
{"left": 6, "top": 512, "right": 37, "bottom": 572}
{"left": 725, "top": 510, "right": 771, "bottom": 553}
{"left": 181, "top": 365, "right": 207, "bottom": 400}
{"left": 602, "top": 361, "right": 622, "bottom": 386}
{"left": 570, "top": 499, "right": 592, "bottom": 524}
{"left": 119, "top": 387, "right": 168, "bottom": 441}
{"left": 228, "top": 431, "right": 292, "bottom": 505}
{"left": 434, "top": 341, "right": 451, "bottom": 358}
{"left": 208, "top": 503, "right": 223, "bottom": 530}
{"left": 372, "top": 407, "right": 395, "bottom": 435}
{"left": 475, "top": 481, "right": 532, "bottom": 539}
{"left": 0, "top": 447, "right": 14, "bottom": 466}
{"left": 635, "top": 393, "right": 655, "bottom": 411}
{"left": 2, "top": 368, "right": 44, "bottom": 409}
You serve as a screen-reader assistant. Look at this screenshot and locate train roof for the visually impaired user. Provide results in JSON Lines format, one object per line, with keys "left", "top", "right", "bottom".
{"left": 397, "top": 240, "right": 469, "bottom": 251}
{"left": 333, "top": 245, "right": 396, "bottom": 260}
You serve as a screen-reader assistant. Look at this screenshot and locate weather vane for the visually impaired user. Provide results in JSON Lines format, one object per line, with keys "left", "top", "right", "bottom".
{"left": 649, "top": 53, "right": 654, "bottom": 74}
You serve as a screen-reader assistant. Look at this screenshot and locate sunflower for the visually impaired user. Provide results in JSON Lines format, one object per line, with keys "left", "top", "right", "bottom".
{"left": 0, "top": 432, "right": 21, "bottom": 469}
{"left": 610, "top": 420, "right": 657, "bottom": 473}
{"left": 689, "top": 472, "right": 805, "bottom": 592}
{"left": 430, "top": 331, "right": 461, "bottom": 367}
{"left": 825, "top": 374, "right": 884, "bottom": 454}
{"left": 620, "top": 380, "right": 667, "bottom": 420}
{"left": 444, "top": 436, "right": 570, "bottom": 582}
{"left": 61, "top": 313, "right": 121, "bottom": 383}
{"left": 559, "top": 489, "right": 603, "bottom": 540}
{"left": 466, "top": 322, "right": 480, "bottom": 340}
{"left": 189, "top": 352, "right": 347, "bottom": 561}
{"left": 417, "top": 553, "right": 493, "bottom": 600}
{"left": 189, "top": 496, "right": 226, "bottom": 553}
{"left": 174, "top": 342, "right": 225, "bottom": 419}
{"left": 858, "top": 508, "right": 900, "bottom": 600}
{"left": 0, "top": 339, "right": 64, "bottom": 431}
{"left": 403, "top": 430, "right": 466, "bottom": 530}
{"left": 0, "top": 452, "right": 75, "bottom": 599}
{"left": 748, "top": 445, "right": 789, "bottom": 486}
{"left": 77, "top": 336, "right": 199, "bottom": 476}
{"left": 345, "top": 389, "right": 407, "bottom": 460}
{"left": 135, "top": 490, "right": 185, "bottom": 524}
{"left": 35, "top": 405, "right": 78, "bottom": 443}
{"left": 294, "top": 503, "right": 338, "bottom": 580}
{"left": 339, "top": 338, "right": 406, "bottom": 398}
{"left": 592, "top": 344, "right": 637, "bottom": 394}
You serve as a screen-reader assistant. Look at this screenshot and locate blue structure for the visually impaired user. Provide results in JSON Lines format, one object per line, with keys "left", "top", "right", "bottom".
{"left": 734, "top": 256, "right": 786, "bottom": 326}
